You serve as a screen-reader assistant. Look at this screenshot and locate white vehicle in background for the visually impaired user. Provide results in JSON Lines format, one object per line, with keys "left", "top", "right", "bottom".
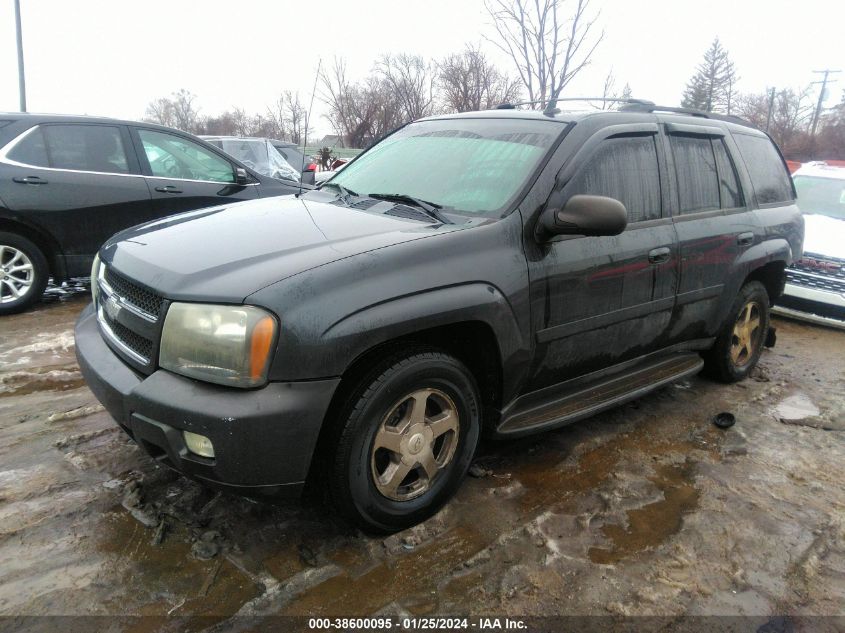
{"left": 774, "top": 161, "right": 845, "bottom": 329}
{"left": 201, "top": 136, "right": 301, "bottom": 183}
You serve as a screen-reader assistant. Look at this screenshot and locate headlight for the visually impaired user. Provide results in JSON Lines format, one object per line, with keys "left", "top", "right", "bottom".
{"left": 90, "top": 254, "right": 101, "bottom": 305}
{"left": 159, "top": 303, "right": 277, "bottom": 388}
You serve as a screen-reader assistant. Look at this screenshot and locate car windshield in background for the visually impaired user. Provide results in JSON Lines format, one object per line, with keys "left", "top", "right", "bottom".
{"left": 217, "top": 139, "right": 300, "bottom": 182}
{"left": 328, "top": 118, "right": 564, "bottom": 217}
{"left": 794, "top": 175, "right": 845, "bottom": 220}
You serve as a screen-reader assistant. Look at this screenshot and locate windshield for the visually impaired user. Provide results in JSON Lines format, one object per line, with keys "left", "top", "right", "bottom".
{"left": 217, "top": 139, "right": 300, "bottom": 182}
{"left": 794, "top": 175, "right": 845, "bottom": 220}
{"left": 329, "top": 118, "right": 564, "bottom": 216}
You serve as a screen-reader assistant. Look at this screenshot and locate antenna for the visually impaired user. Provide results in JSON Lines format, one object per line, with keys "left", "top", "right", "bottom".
{"left": 298, "top": 58, "right": 322, "bottom": 198}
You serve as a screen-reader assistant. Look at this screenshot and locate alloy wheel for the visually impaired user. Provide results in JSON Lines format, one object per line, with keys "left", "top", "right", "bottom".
{"left": 0, "top": 245, "right": 35, "bottom": 304}
{"left": 370, "top": 388, "right": 460, "bottom": 501}
{"left": 730, "top": 300, "right": 762, "bottom": 367}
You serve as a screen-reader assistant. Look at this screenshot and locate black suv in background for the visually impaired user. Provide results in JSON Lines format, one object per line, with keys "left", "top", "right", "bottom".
{"left": 0, "top": 114, "right": 303, "bottom": 313}
{"left": 75, "top": 103, "right": 803, "bottom": 531}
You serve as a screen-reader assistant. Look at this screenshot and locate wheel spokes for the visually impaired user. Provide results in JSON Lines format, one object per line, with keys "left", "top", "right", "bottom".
{"left": 408, "top": 389, "right": 432, "bottom": 426}
{"left": 428, "top": 409, "right": 458, "bottom": 439}
{"left": 418, "top": 450, "right": 439, "bottom": 480}
{"left": 377, "top": 460, "right": 413, "bottom": 497}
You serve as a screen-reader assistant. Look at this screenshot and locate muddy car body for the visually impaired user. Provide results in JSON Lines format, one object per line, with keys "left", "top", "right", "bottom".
{"left": 75, "top": 105, "right": 803, "bottom": 531}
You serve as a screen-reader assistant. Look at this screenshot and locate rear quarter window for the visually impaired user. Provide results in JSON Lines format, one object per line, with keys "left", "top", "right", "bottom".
{"left": 732, "top": 133, "right": 794, "bottom": 205}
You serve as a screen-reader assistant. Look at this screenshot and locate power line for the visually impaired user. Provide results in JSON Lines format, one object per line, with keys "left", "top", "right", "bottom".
{"left": 810, "top": 69, "right": 841, "bottom": 136}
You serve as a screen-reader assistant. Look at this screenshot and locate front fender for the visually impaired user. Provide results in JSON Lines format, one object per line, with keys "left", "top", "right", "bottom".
{"left": 322, "top": 282, "right": 526, "bottom": 379}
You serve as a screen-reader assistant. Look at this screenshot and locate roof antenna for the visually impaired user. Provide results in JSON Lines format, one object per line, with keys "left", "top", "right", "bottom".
{"left": 297, "top": 58, "right": 322, "bottom": 198}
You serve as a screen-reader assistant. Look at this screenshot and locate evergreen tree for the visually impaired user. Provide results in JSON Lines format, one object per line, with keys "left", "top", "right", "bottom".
{"left": 681, "top": 39, "right": 739, "bottom": 113}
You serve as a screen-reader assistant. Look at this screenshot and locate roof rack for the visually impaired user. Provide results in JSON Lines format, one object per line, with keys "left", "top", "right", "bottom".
{"left": 618, "top": 102, "right": 754, "bottom": 127}
{"left": 494, "top": 97, "right": 756, "bottom": 129}
{"left": 496, "top": 97, "right": 655, "bottom": 114}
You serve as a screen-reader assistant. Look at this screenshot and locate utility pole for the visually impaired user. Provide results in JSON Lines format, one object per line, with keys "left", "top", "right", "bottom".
{"left": 765, "top": 87, "right": 776, "bottom": 133}
{"left": 14, "top": 0, "right": 27, "bottom": 112}
{"left": 810, "top": 69, "right": 841, "bottom": 136}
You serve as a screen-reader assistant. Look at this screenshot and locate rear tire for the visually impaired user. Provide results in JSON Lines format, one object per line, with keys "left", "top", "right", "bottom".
{"left": 703, "top": 281, "right": 770, "bottom": 383}
{"left": 327, "top": 348, "right": 481, "bottom": 533}
{"left": 0, "top": 232, "right": 48, "bottom": 315}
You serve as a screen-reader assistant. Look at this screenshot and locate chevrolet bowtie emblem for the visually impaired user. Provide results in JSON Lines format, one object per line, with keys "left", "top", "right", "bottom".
{"left": 105, "top": 294, "right": 122, "bottom": 321}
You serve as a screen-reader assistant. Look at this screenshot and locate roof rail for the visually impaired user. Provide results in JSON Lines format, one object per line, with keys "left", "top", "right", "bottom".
{"left": 618, "top": 102, "right": 754, "bottom": 127}
{"left": 495, "top": 97, "right": 656, "bottom": 114}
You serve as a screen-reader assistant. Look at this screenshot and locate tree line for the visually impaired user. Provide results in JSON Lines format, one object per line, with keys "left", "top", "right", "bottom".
{"left": 681, "top": 38, "right": 844, "bottom": 160}
{"left": 142, "top": 0, "right": 843, "bottom": 160}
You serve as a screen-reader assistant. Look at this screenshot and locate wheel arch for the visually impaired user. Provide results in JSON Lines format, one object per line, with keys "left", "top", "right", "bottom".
{"left": 0, "top": 216, "right": 66, "bottom": 280}
{"left": 305, "top": 319, "right": 506, "bottom": 493}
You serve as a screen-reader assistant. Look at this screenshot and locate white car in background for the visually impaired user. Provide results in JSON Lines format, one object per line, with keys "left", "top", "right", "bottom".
{"left": 774, "top": 162, "right": 845, "bottom": 329}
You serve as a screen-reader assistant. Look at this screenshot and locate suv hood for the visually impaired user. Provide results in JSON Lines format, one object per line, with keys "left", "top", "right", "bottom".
{"left": 102, "top": 194, "right": 447, "bottom": 302}
{"left": 802, "top": 213, "right": 845, "bottom": 259}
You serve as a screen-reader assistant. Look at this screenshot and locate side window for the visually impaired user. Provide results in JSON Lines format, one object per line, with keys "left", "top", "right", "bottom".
{"left": 713, "top": 139, "right": 743, "bottom": 208}
{"left": 567, "top": 136, "right": 662, "bottom": 223}
{"left": 670, "top": 135, "right": 719, "bottom": 214}
{"left": 732, "top": 133, "right": 793, "bottom": 204}
{"left": 7, "top": 127, "right": 49, "bottom": 166}
{"left": 8, "top": 125, "right": 129, "bottom": 174}
{"left": 137, "top": 130, "right": 235, "bottom": 183}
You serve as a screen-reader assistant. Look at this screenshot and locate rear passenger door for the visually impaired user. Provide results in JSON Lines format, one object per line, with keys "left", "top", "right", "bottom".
{"left": 131, "top": 128, "right": 259, "bottom": 217}
{"left": 663, "top": 123, "right": 758, "bottom": 342}
{"left": 0, "top": 122, "right": 152, "bottom": 276}
{"left": 528, "top": 125, "right": 679, "bottom": 389}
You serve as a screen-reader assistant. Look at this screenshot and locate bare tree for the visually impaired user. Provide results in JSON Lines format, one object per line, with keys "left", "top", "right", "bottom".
{"left": 320, "top": 57, "right": 402, "bottom": 148}
{"left": 283, "top": 91, "right": 308, "bottom": 144}
{"left": 736, "top": 87, "right": 815, "bottom": 157}
{"left": 170, "top": 89, "right": 201, "bottom": 133}
{"left": 144, "top": 97, "right": 176, "bottom": 128}
{"left": 438, "top": 45, "right": 521, "bottom": 112}
{"left": 376, "top": 53, "right": 437, "bottom": 121}
{"left": 485, "top": 0, "right": 604, "bottom": 108}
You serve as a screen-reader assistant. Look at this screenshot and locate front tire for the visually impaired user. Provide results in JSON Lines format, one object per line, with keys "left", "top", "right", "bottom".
{"left": 704, "top": 281, "right": 770, "bottom": 383}
{"left": 328, "top": 349, "right": 481, "bottom": 532}
{"left": 0, "top": 232, "right": 48, "bottom": 315}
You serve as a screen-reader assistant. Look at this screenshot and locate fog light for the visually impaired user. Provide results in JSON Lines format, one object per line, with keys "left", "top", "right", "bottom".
{"left": 183, "top": 431, "right": 215, "bottom": 458}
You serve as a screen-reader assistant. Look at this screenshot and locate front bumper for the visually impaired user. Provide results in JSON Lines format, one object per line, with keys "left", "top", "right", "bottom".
{"left": 75, "top": 303, "right": 340, "bottom": 496}
{"left": 773, "top": 282, "right": 845, "bottom": 330}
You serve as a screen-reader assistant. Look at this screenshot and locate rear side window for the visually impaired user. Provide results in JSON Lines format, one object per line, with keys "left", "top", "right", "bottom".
{"left": 7, "top": 124, "right": 129, "bottom": 174}
{"left": 670, "top": 136, "right": 720, "bottom": 214}
{"left": 7, "top": 127, "right": 49, "bottom": 166}
{"left": 733, "top": 133, "right": 793, "bottom": 204}
{"left": 567, "top": 135, "right": 662, "bottom": 222}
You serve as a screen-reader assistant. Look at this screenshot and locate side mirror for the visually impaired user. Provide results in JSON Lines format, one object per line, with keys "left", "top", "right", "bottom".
{"left": 235, "top": 167, "right": 250, "bottom": 185}
{"left": 537, "top": 194, "right": 627, "bottom": 241}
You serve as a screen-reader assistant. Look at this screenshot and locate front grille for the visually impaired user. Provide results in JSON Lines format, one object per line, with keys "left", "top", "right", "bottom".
{"left": 786, "top": 269, "right": 845, "bottom": 294}
{"left": 97, "top": 265, "right": 163, "bottom": 370}
{"left": 101, "top": 309, "right": 154, "bottom": 361}
{"left": 104, "top": 267, "right": 164, "bottom": 319}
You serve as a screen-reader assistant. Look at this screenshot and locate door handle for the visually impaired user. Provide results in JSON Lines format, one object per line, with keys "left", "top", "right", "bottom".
{"left": 154, "top": 185, "right": 183, "bottom": 194}
{"left": 648, "top": 247, "right": 671, "bottom": 264}
{"left": 13, "top": 176, "right": 48, "bottom": 185}
{"left": 737, "top": 232, "right": 754, "bottom": 247}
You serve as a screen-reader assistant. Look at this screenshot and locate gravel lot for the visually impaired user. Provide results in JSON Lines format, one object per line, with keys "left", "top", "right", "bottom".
{"left": 1, "top": 290, "right": 843, "bottom": 626}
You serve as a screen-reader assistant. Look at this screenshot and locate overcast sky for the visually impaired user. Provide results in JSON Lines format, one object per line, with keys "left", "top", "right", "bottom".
{"left": 1, "top": 0, "right": 842, "bottom": 138}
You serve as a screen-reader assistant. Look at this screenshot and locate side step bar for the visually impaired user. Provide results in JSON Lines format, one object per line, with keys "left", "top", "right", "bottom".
{"left": 496, "top": 353, "right": 703, "bottom": 437}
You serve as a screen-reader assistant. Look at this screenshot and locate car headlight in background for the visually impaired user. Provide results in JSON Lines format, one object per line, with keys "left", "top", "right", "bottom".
{"left": 159, "top": 303, "right": 277, "bottom": 388}
{"left": 90, "top": 253, "right": 101, "bottom": 305}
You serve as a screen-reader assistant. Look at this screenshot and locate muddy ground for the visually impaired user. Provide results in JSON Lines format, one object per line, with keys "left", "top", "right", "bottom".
{"left": 1, "top": 288, "right": 843, "bottom": 628}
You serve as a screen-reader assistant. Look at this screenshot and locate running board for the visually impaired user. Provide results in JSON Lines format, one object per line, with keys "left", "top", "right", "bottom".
{"left": 496, "top": 353, "right": 703, "bottom": 437}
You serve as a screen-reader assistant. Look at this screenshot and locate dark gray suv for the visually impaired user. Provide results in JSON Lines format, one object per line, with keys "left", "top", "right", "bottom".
{"left": 75, "top": 102, "right": 803, "bottom": 531}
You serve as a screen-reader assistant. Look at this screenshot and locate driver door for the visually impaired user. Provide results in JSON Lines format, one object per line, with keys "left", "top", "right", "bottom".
{"left": 130, "top": 127, "right": 258, "bottom": 217}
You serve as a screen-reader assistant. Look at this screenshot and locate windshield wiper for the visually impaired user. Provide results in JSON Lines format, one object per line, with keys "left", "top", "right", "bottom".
{"left": 367, "top": 193, "right": 453, "bottom": 224}
{"left": 319, "top": 181, "right": 357, "bottom": 205}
